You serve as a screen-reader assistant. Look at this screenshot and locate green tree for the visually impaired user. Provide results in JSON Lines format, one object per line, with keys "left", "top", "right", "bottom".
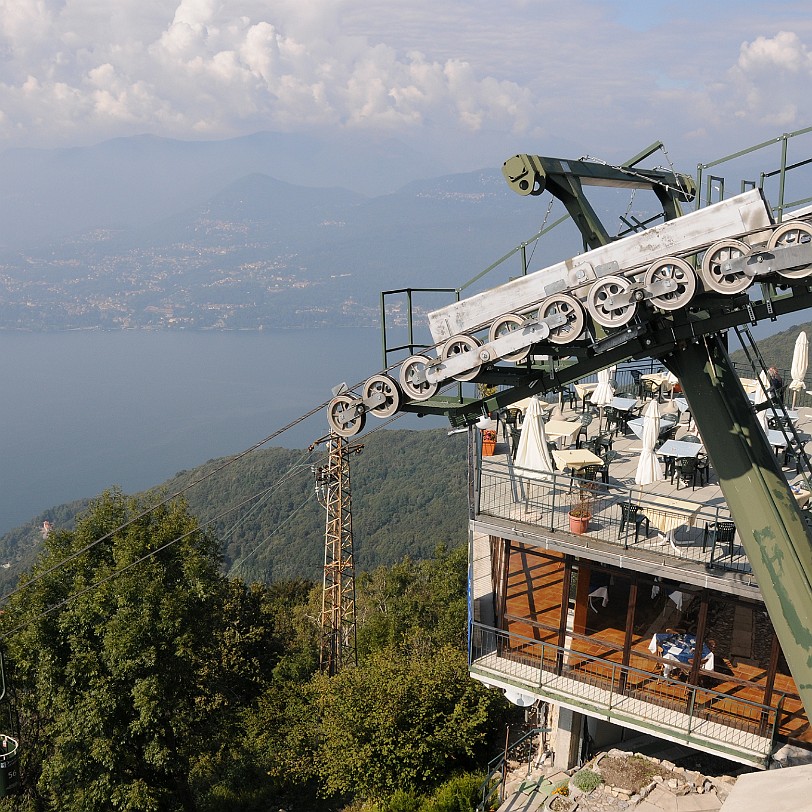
{"left": 1, "top": 489, "right": 276, "bottom": 811}
{"left": 356, "top": 544, "right": 468, "bottom": 657}
{"left": 313, "top": 645, "right": 505, "bottom": 802}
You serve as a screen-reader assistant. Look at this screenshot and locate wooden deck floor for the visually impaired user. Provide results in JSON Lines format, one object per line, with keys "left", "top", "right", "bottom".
{"left": 501, "top": 540, "right": 811, "bottom": 745}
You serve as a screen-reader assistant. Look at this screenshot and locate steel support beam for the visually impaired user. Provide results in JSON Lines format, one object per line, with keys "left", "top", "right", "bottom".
{"left": 665, "top": 337, "right": 812, "bottom": 716}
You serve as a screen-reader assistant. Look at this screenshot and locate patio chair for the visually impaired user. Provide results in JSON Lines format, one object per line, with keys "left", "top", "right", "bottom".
{"left": 681, "top": 434, "right": 702, "bottom": 443}
{"left": 604, "top": 406, "right": 626, "bottom": 437}
{"left": 675, "top": 457, "right": 700, "bottom": 490}
{"left": 588, "top": 433, "right": 613, "bottom": 456}
{"left": 575, "top": 411, "right": 594, "bottom": 448}
{"left": 783, "top": 438, "right": 807, "bottom": 473}
{"left": 618, "top": 501, "right": 649, "bottom": 544}
{"left": 703, "top": 520, "right": 737, "bottom": 565}
{"left": 560, "top": 385, "right": 577, "bottom": 411}
{"left": 656, "top": 422, "right": 679, "bottom": 449}
{"left": 596, "top": 452, "right": 612, "bottom": 485}
{"left": 571, "top": 463, "right": 602, "bottom": 491}
{"left": 641, "top": 378, "right": 662, "bottom": 401}
{"left": 695, "top": 452, "right": 710, "bottom": 486}
{"left": 629, "top": 369, "right": 643, "bottom": 398}
{"left": 768, "top": 415, "right": 793, "bottom": 432}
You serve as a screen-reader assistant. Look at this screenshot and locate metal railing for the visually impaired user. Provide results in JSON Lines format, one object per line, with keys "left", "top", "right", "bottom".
{"left": 477, "top": 725, "right": 548, "bottom": 811}
{"left": 470, "top": 622, "right": 782, "bottom": 766}
{"left": 476, "top": 457, "right": 750, "bottom": 575}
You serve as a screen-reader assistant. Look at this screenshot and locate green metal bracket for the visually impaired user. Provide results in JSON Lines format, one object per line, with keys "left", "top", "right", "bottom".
{"left": 666, "top": 337, "right": 812, "bottom": 715}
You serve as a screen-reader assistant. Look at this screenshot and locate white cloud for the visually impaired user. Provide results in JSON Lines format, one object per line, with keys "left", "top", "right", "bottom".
{"left": 724, "top": 31, "right": 812, "bottom": 127}
{"left": 0, "top": 0, "right": 807, "bottom": 171}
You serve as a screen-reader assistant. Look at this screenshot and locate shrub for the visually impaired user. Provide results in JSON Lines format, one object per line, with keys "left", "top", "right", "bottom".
{"left": 571, "top": 768, "right": 602, "bottom": 793}
{"left": 420, "top": 772, "right": 484, "bottom": 811}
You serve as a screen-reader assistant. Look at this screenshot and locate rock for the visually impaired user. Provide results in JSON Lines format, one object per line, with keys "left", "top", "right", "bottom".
{"left": 667, "top": 778, "right": 679, "bottom": 789}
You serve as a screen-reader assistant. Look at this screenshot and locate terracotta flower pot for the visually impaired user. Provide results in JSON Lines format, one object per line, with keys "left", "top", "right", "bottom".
{"left": 569, "top": 511, "right": 591, "bottom": 534}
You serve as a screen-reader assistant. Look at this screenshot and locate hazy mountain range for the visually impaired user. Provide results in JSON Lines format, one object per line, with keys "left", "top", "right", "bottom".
{"left": 0, "top": 131, "right": 579, "bottom": 330}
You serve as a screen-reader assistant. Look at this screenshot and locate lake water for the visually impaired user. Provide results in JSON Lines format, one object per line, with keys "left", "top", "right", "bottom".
{"left": 0, "top": 328, "right": 444, "bottom": 535}
{"left": 0, "top": 314, "right": 798, "bottom": 535}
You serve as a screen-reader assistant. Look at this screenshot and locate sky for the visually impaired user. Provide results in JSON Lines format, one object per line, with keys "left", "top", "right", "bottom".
{"left": 0, "top": 0, "right": 811, "bottom": 174}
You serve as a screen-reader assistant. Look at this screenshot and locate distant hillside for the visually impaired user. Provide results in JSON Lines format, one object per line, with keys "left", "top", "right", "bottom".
{"left": 0, "top": 427, "right": 469, "bottom": 592}
{"left": 730, "top": 319, "right": 812, "bottom": 383}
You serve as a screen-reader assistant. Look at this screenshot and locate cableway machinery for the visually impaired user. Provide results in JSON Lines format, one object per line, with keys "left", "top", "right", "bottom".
{"left": 325, "top": 141, "right": 812, "bottom": 718}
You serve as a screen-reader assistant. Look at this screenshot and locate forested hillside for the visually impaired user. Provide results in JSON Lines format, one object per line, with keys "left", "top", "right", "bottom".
{"left": 0, "top": 428, "right": 468, "bottom": 593}
{"left": 730, "top": 318, "right": 812, "bottom": 379}
{"left": 0, "top": 490, "right": 508, "bottom": 811}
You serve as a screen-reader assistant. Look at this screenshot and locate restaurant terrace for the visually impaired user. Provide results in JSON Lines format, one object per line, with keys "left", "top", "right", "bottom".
{"left": 468, "top": 361, "right": 812, "bottom": 769}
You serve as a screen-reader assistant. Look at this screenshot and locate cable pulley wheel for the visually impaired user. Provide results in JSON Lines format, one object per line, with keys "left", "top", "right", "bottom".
{"left": 699, "top": 239, "right": 751, "bottom": 295}
{"left": 441, "top": 334, "right": 482, "bottom": 381}
{"left": 643, "top": 256, "right": 696, "bottom": 311}
{"left": 539, "top": 294, "right": 586, "bottom": 344}
{"left": 362, "top": 374, "right": 402, "bottom": 418}
{"left": 586, "top": 275, "right": 637, "bottom": 328}
{"left": 327, "top": 394, "right": 366, "bottom": 437}
{"left": 398, "top": 354, "right": 439, "bottom": 401}
{"left": 769, "top": 221, "right": 812, "bottom": 279}
{"left": 488, "top": 313, "right": 530, "bottom": 362}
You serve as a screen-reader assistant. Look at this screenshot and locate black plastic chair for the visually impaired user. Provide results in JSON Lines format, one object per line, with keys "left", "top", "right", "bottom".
{"left": 588, "top": 433, "right": 613, "bottom": 456}
{"left": 703, "top": 520, "right": 737, "bottom": 565}
{"left": 656, "top": 421, "right": 679, "bottom": 448}
{"left": 695, "top": 452, "right": 710, "bottom": 486}
{"left": 619, "top": 502, "right": 649, "bottom": 544}
{"left": 784, "top": 439, "right": 807, "bottom": 473}
{"left": 642, "top": 379, "right": 662, "bottom": 401}
{"left": 571, "top": 463, "right": 602, "bottom": 491}
{"left": 629, "top": 370, "right": 643, "bottom": 398}
{"left": 604, "top": 407, "right": 626, "bottom": 437}
{"left": 768, "top": 415, "right": 793, "bottom": 432}
{"left": 596, "top": 452, "right": 612, "bottom": 484}
{"left": 675, "top": 457, "right": 699, "bottom": 490}
{"left": 560, "top": 386, "right": 577, "bottom": 411}
{"left": 575, "top": 411, "right": 595, "bottom": 448}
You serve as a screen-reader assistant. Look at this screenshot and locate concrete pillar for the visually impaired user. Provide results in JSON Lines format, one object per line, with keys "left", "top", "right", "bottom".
{"left": 552, "top": 704, "right": 583, "bottom": 770}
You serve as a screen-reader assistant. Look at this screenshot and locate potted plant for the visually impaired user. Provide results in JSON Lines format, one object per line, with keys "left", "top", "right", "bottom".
{"left": 481, "top": 428, "right": 497, "bottom": 456}
{"left": 568, "top": 483, "right": 596, "bottom": 534}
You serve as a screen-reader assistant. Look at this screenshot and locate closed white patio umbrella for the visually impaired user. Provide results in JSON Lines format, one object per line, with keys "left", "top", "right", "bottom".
{"left": 754, "top": 370, "right": 770, "bottom": 433}
{"left": 514, "top": 396, "right": 555, "bottom": 482}
{"left": 591, "top": 367, "right": 615, "bottom": 430}
{"left": 635, "top": 399, "right": 665, "bottom": 487}
{"left": 592, "top": 368, "right": 614, "bottom": 407}
{"left": 790, "top": 331, "right": 808, "bottom": 408}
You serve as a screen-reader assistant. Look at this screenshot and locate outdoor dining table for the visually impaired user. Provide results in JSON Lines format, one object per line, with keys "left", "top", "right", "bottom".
{"left": 739, "top": 377, "right": 759, "bottom": 396}
{"left": 552, "top": 448, "right": 603, "bottom": 473}
{"left": 638, "top": 495, "right": 702, "bottom": 551}
{"left": 648, "top": 632, "right": 713, "bottom": 678}
{"left": 748, "top": 396, "right": 799, "bottom": 421}
{"left": 640, "top": 372, "right": 675, "bottom": 396}
{"left": 791, "top": 483, "right": 811, "bottom": 508}
{"left": 510, "top": 397, "right": 553, "bottom": 415}
{"left": 573, "top": 381, "right": 598, "bottom": 401}
{"left": 767, "top": 428, "right": 790, "bottom": 453}
{"left": 609, "top": 396, "right": 640, "bottom": 412}
{"left": 544, "top": 419, "right": 583, "bottom": 447}
{"left": 656, "top": 439, "right": 703, "bottom": 459}
{"left": 626, "top": 416, "right": 678, "bottom": 442}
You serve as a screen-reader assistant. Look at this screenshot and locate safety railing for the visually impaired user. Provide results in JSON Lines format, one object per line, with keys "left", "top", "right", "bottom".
{"left": 475, "top": 457, "right": 751, "bottom": 575}
{"left": 477, "top": 725, "right": 548, "bottom": 811}
{"left": 470, "top": 622, "right": 781, "bottom": 765}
